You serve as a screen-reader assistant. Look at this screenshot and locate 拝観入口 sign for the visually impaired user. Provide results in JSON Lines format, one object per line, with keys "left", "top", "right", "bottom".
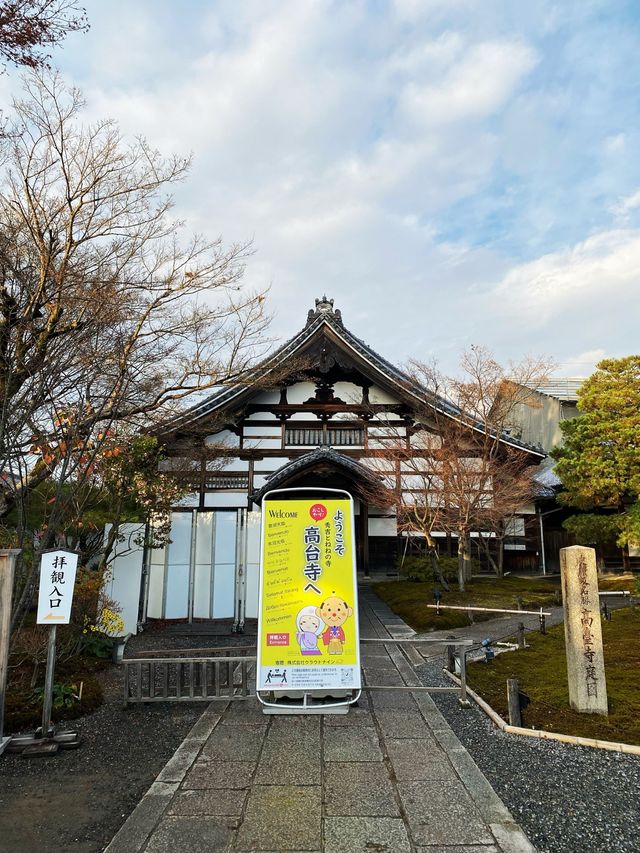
{"left": 257, "top": 496, "right": 360, "bottom": 693}
{"left": 36, "top": 550, "right": 79, "bottom": 625}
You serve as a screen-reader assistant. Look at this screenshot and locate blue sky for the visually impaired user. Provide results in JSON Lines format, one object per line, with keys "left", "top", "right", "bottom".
{"left": 5, "top": 0, "right": 640, "bottom": 375}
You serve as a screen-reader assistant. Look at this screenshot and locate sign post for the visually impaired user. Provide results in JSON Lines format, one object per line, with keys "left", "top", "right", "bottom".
{"left": 256, "top": 488, "right": 360, "bottom": 714}
{"left": 7, "top": 549, "right": 83, "bottom": 756}
{"left": 36, "top": 550, "right": 79, "bottom": 737}
{"left": 560, "top": 545, "right": 608, "bottom": 716}
{"left": 0, "top": 549, "right": 21, "bottom": 756}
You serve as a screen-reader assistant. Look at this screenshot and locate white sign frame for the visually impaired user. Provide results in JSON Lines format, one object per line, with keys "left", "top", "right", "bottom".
{"left": 36, "top": 550, "right": 79, "bottom": 625}
{"left": 256, "top": 486, "right": 361, "bottom": 712}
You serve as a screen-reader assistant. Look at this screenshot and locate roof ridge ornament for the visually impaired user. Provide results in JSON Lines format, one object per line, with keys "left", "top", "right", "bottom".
{"left": 306, "top": 295, "right": 343, "bottom": 327}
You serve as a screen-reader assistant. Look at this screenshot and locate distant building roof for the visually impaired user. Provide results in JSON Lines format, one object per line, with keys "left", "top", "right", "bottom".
{"left": 529, "top": 378, "right": 585, "bottom": 402}
{"left": 531, "top": 457, "right": 562, "bottom": 497}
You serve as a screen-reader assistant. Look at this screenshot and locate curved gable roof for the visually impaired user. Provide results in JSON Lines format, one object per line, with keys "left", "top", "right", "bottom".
{"left": 157, "top": 297, "right": 544, "bottom": 459}
{"left": 250, "top": 445, "right": 384, "bottom": 504}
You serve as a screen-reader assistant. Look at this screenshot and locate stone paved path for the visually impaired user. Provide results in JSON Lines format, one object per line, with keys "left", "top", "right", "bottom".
{"left": 104, "top": 589, "right": 535, "bottom": 853}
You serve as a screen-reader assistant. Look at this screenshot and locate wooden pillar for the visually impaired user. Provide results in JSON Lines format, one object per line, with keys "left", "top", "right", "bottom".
{"left": 0, "top": 549, "right": 21, "bottom": 752}
{"left": 361, "top": 500, "right": 369, "bottom": 577}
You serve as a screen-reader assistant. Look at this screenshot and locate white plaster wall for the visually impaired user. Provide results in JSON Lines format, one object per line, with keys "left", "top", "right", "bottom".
{"left": 333, "top": 382, "right": 362, "bottom": 403}
{"left": 370, "top": 385, "right": 400, "bottom": 404}
{"left": 505, "top": 518, "right": 526, "bottom": 536}
{"left": 379, "top": 410, "right": 404, "bottom": 421}
{"left": 401, "top": 474, "right": 426, "bottom": 490}
{"left": 368, "top": 438, "right": 395, "bottom": 450}
{"left": 243, "top": 438, "right": 282, "bottom": 449}
{"left": 401, "top": 460, "right": 431, "bottom": 472}
{"left": 174, "top": 492, "right": 200, "bottom": 507}
{"left": 286, "top": 382, "right": 316, "bottom": 403}
{"left": 146, "top": 562, "right": 164, "bottom": 619}
{"left": 254, "top": 457, "right": 289, "bottom": 471}
{"left": 288, "top": 412, "right": 320, "bottom": 421}
{"left": 244, "top": 511, "right": 261, "bottom": 619}
{"left": 204, "top": 492, "right": 248, "bottom": 508}
{"left": 193, "top": 512, "right": 214, "bottom": 619}
{"left": 369, "top": 425, "right": 406, "bottom": 437}
{"left": 159, "top": 456, "right": 200, "bottom": 472}
{"left": 410, "top": 431, "right": 442, "bottom": 449}
{"left": 204, "top": 430, "right": 241, "bottom": 449}
{"left": 460, "top": 456, "right": 483, "bottom": 471}
{"left": 243, "top": 425, "right": 282, "bottom": 437}
{"left": 251, "top": 390, "right": 281, "bottom": 404}
{"left": 369, "top": 517, "right": 398, "bottom": 537}
{"left": 209, "top": 458, "right": 249, "bottom": 472}
{"left": 103, "top": 523, "right": 145, "bottom": 635}
{"left": 246, "top": 411, "right": 279, "bottom": 421}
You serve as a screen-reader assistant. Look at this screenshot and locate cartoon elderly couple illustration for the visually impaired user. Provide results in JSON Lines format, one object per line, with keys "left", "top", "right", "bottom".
{"left": 295, "top": 595, "right": 353, "bottom": 656}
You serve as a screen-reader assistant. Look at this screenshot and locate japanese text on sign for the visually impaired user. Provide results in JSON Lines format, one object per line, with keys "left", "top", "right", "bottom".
{"left": 257, "top": 496, "right": 360, "bottom": 693}
{"left": 577, "top": 552, "right": 599, "bottom": 698}
{"left": 36, "top": 550, "right": 79, "bottom": 624}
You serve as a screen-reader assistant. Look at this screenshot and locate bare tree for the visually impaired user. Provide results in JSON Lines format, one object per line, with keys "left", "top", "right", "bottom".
{"left": 0, "top": 71, "right": 271, "bottom": 631}
{"left": 365, "top": 347, "right": 550, "bottom": 591}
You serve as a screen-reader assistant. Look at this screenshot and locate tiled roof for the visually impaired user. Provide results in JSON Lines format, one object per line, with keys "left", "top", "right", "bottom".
{"left": 158, "top": 298, "right": 545, "bottom": 458}
{"left": 250, "top": 446, "right": 383, "bottom": 504}
{"left": 530, "top": 378, "right": 585, "bottom": 402}
{"left": 531, "top": 457, "right": 563, "bottom": 497}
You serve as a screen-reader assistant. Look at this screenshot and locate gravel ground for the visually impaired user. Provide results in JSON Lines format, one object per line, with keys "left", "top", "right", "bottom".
{"left": 0, "top": 625, "right": 258, "bottom": 853}
{"left": 0, "top": 647, "right": 208, "bottom": 852}
{"left": 4, "top": 618, "right": 637, "bottom": 853}
{"left": 417, "top": 657, "right": 640, "bottom": 853}
{"left": 124, "top": 623, "right": 257, "bottom": 656}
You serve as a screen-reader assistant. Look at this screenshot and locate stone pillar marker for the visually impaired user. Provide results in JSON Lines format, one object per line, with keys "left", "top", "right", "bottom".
{"left": 560, "top": 545, "right": 608, "bottom": 716}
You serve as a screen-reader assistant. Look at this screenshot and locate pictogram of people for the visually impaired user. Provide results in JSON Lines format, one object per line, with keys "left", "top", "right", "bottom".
{"left": 316, "top": 594, "right": 353, "bottom": 655}
{"left": 295, "top": 604, "right": 325, "bottom": 656}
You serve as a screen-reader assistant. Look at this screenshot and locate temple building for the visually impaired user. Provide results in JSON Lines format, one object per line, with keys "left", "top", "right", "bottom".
{"left": 107, "top": 297, "right": 545, "bottom": 634}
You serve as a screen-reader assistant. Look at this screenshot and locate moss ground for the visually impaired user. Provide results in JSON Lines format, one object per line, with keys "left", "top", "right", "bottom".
{"left": 467, "top": 607, "right": 640, "bottom": 746}
{"left": 371, "top": 575, "right": 561, "bottom": 632}
{"left": 371, "top": 572, "right": 637, "bottom": 633}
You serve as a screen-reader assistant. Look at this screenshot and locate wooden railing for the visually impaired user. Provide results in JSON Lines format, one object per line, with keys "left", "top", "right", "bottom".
{"left": 284, "top": 427, "right": 364, "bottom": 446}
{"left": 204, "top": 472, "right": 249, "bottom": 490}
{"left": 123, "top": 655, "right": 256, "bottom": 706}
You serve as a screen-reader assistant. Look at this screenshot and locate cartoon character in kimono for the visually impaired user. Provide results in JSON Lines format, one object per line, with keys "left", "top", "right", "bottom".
{"left": 316, "top": 594, "right": 353, "bottom": 655}
{"left": 295, "top": 605, "right": 325, "bottom": 656}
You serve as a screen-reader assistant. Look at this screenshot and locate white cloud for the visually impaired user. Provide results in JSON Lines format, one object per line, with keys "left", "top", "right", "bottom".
{"left": 400, "top": 40, "right": 537, "bottom": 126}
{"left": 1, "top": 0, "right": 637, "bottom": 377}
{"left": 613, "top": 188, "right": 640, "bottom": 219}
{"left": 556, "top": 348, "right": 606, "bottom": 377}
{"left": 492, "top": 228, "right": 640, "bottom": 324}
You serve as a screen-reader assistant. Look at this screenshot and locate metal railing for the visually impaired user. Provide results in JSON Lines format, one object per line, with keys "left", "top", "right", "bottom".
{"left": 125, "top": 645, "right": 255, "bottom": 659}
{"left": 123, "top": 655, "right": 256, "bottom": 706}
{"left": 426, "top": 603, "right": 552, "bottom": 633}
{"left": 359, "top": 637, "right": 474, "bottom": 706}
{"left": 122, "top": 638, "right": 474, "bottom": 707}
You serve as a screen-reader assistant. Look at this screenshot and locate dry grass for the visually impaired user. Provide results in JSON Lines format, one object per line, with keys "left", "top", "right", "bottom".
{"left": 467, "top": 607, "right": 640, "bottom": 746}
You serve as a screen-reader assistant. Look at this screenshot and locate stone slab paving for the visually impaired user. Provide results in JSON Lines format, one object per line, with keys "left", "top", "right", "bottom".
{"left": 104, "top": 588, "right": 536, "bottom": 853}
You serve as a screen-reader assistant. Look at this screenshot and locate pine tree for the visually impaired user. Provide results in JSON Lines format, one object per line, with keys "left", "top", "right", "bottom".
{"left": 554, "top": 356, "right": 640, "bottom": 569}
